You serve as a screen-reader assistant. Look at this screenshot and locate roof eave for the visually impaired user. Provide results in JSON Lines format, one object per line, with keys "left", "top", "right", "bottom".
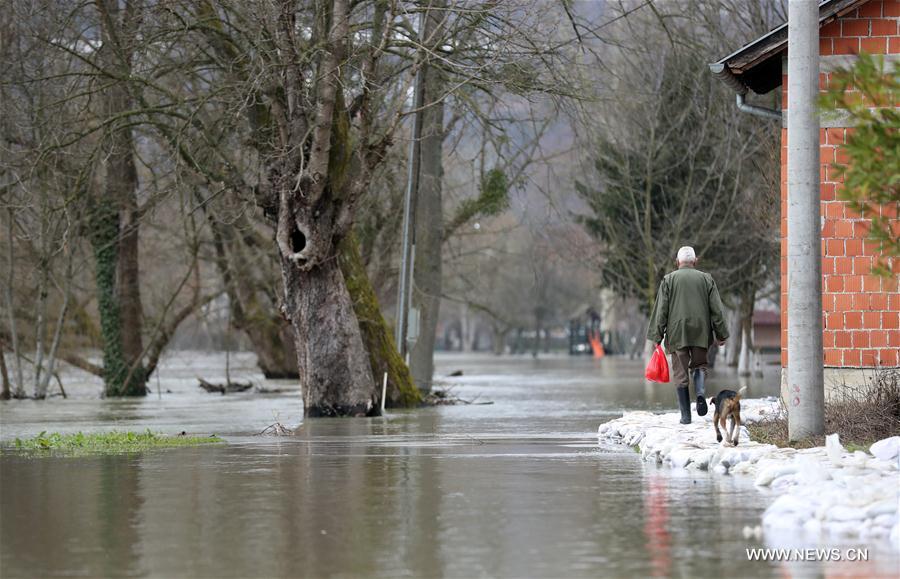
{"left": 709, "top": 0, "right": 867, "bottom": 95}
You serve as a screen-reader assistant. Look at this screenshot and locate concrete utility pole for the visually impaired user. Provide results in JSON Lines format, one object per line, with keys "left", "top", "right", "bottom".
{"left": 395, "top": 10, "right": 427, "bottom": 357}
{"left": 787, "top": 0, "right": 824, "bottom": 441}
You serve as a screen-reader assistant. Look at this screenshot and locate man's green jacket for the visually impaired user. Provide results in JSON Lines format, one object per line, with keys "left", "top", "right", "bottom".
{"left": 647, "top": 267, "right": 729, "bottom": 354}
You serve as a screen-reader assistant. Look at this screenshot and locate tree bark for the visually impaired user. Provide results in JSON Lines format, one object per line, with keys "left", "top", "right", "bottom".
{"left": 0, "top": 338, "right": 10, "bottom": 400}
{"left": 339, "top": 233, "right": 421, "bottom": 408}
{"left": 117, "top": 164, "right": 144, "bottom": 381}
{"left": 282, "top": 248, "right": 377, "bottom": 417}
{"left": 409, "top": 28, "right": 445, "bottom": 394}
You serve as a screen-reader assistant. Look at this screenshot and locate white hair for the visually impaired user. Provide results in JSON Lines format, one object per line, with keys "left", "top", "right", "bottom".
{"left": 677, "top": 246, "right": 696, "bottom": 263}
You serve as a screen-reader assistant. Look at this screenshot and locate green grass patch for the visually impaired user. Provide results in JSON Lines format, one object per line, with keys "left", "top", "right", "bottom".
{"left": 8, "top": 430, "right": 223, "bottom": 456}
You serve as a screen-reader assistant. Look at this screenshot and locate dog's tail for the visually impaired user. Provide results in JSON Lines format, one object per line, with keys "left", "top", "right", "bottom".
{"left": 735, "top": 386, "right": 747, "bottom": 402}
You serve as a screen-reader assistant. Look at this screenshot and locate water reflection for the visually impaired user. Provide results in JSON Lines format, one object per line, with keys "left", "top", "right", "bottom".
{"left": 644, "top": 475, "right": 672, "bottom": 578}
{"left": 1, "top": 455, "right": 144, "bottom": 577}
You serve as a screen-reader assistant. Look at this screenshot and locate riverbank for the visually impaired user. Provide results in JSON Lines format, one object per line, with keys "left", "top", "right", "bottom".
{"left": 598, "top": 398, "right": 900, "bottom": 548}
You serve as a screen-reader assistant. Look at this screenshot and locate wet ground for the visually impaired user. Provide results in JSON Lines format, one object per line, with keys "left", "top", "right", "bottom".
{"left": 1, "top": 352, "right": 896, "bottom": 577}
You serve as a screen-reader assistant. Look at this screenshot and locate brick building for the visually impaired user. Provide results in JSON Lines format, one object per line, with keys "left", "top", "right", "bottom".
{"left": 711, "top": 0, "right": 899, "bottom": 393}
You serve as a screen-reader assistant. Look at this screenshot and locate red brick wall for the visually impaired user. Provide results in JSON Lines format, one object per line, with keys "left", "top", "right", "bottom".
{"left": 819, "top": 0, "right": 900, "bottom": 55}
{"left": 780, "top": 0, "right": 900, "bottom": 370}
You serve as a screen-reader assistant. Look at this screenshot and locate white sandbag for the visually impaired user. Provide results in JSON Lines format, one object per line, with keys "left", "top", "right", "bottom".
{"left": 826, "top": 505, "right": 868, "bottom": 521}
{"left": 667, "top": 447, "right": 694, "bottom": 469}
{"left": 825, "top": 433, "right": 844, "bottom": 466}
{"left": 866, "top": 499, "right": 898, "bottom": 518}
{"left": 870, "top": 436, "right": 900, "bottom": 462}
{"left": 755, "top": 464, "right": 798, "bottom": 486}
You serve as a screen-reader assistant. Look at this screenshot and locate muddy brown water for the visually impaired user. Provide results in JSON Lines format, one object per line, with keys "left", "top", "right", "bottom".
{"left": 1, "top": 352, "right": 897, "bottom": 578}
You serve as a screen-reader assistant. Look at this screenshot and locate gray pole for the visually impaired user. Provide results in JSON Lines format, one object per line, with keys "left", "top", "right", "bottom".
{"left": 395, "top": 10, "right": 427, "bottom": 354}
{"left": 787, "top": 0, "right": 824, "bottom": 441}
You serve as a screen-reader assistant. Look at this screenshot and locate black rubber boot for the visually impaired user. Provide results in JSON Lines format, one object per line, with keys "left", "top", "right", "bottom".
{"left": 693, "top": 369, "right": 707, "bottom": 416}
{"left": 676, "top": 386, "right": 691, "bottom": 424}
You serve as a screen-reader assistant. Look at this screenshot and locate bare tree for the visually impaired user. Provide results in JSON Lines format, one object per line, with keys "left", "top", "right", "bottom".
{"left": 572, "top": 0, "right": 782, "bottom": 349}
{"left": 2, "top": 1, "right": 221, "bottom": 397}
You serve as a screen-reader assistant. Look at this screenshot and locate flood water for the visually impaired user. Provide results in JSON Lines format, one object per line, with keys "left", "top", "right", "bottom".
{"left": 1, "top": 352, "right": 897, "bottom": 578}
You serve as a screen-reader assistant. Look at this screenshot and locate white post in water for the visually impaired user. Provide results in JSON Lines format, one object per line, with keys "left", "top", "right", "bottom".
{"left": 787, "top": 0, "right": 824, "bottom": 441}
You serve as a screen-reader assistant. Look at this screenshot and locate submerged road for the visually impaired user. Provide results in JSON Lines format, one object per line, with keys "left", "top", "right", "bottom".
{"left": 2, "top": 352, "right": 894, "bottom": 577}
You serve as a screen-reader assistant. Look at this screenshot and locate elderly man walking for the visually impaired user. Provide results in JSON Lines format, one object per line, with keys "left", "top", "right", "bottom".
{"left": 647, "top": 246, "right": 729, "bottom": 424}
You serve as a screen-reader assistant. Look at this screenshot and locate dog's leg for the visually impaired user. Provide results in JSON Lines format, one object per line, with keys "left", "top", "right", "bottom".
{"left": 720, "top": 414, "right": 729, "bottom": 444}
{"left": 713, "top": 410, "right": 722, "bottom": 442}
{"left": 732, "top": 410, "right": 741, "bottom": 446}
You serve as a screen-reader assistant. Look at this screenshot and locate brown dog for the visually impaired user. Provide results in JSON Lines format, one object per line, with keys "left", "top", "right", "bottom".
{"left": 709, "top": 386, "right": 746, "bottom": 446}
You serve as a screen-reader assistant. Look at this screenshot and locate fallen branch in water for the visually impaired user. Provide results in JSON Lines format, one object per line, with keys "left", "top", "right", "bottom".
{"left": 255, "top": 386, "right": 291, "bottom": 394}
{"left": 424, "top": 387, "right": 493, "bottom": 406}
{"left": 197, "top": 377, "right": 253, "bottom": 394}
{"left": 257, "top": 421, "right": 295, "bottom": 436}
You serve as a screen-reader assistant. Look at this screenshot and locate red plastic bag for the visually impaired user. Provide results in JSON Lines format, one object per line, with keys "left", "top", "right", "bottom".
{"left": 645, "top": 344, "right": 670, "bottom": 383}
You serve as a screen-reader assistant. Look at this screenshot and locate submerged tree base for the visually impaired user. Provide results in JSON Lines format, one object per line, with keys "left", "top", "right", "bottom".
{"left": 8, "top": 430, "right": 223, "bottom": 456}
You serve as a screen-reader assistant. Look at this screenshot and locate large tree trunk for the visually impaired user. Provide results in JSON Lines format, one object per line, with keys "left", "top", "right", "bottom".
{"left": 339, "top": 233, "right": 421, "bottom": 408}
{"left": 93, "top": 0, "right": 146, "bottom": 396}
{"left": 269, "top": 0, "right": 404, "bottom": 417}
{"left": 282, "top": 250, "right": 377, "bottom": 417}
{"left": 409, "top": 43, "right": 445, "bottom": 395}
{"left": 89, "top": 201, "right": 138, "bottom": 396}
{"left": 118, "top": 174, "right": 144, "bottom": 382}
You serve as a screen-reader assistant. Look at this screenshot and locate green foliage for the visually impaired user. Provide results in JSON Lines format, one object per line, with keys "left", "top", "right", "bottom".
{"left": 10, "top": 430, "right": 222, "bottom": 456}
{"left": 445, "top": 168, "right": 510, "bottom": 237}
{"left": 477, "top": 168, "right": 511, "bottom": 216}
{"left": 819, "top": 53, "right": 899, "bottom": 277}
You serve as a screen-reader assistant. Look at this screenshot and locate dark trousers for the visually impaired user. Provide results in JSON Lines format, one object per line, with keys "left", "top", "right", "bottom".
{"left": 671, "top": 347, "right": 708, "bottom": 388}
